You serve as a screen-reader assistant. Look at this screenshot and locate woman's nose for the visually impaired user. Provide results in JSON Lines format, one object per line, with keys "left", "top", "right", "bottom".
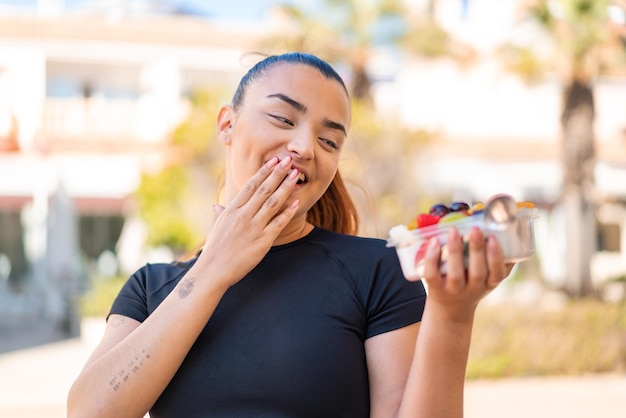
{"left": 287, "top": 129, "right": 315, "bottom": 160}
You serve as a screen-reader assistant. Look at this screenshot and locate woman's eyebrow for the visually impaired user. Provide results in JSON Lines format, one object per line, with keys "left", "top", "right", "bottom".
{"left": 267, "top": 93, "right": 347, "bottom": 136}
{"left": 267, "top": 93, "right": 307, "bottom": 113}
{"left": 324, "top": 118, "right": 347, "bottom": 136}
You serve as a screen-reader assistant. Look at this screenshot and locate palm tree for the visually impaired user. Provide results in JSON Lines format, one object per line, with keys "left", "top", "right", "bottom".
{"left": 501, "top": 0, "right": 626, "bottom": 297}
{"left": 263, "top": 0, "right": 405, "bottom": 101}
{"left": 263, "top": 0, "right": 469, "bottom": 100}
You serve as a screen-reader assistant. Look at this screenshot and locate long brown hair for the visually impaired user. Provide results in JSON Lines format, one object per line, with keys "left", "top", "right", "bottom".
{"left": 307, "top": 170, "right": 359, "bottom": 235}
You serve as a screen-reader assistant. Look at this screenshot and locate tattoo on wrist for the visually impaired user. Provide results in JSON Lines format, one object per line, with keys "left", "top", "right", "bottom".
{"left": 178, "top": 276, "right": 195, "bottom": 299}
{"left": 109, "top": 349, "right": 151, "bottom": 392}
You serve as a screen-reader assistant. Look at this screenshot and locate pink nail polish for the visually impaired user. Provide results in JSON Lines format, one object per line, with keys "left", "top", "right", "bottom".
{"left": 280, "top": 155, "right": 292, "bottom": 167}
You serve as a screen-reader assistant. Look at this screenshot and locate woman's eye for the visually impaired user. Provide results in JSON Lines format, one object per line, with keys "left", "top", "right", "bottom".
{"left": 270, "top": 115, "right": 294, "bottom": 126}
{"left": 320, "top": 138, "right": 339, "bottom": 150}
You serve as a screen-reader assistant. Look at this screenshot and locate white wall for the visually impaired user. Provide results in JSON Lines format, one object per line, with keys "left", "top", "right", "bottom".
{"left": 0, "top": 47, "right": 46, "bottom": 151}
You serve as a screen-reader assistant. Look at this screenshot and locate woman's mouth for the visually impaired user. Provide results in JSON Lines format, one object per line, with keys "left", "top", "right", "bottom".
{"left": 296, "top": 171, "right": 306, "bottom": 184}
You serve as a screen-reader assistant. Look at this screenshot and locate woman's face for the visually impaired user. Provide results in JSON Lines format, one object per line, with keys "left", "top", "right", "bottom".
{"left": 219, "top": 62, "right": 351, "bottom": 218}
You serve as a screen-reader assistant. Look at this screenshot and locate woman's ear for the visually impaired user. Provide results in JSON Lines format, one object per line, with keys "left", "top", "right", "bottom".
{"left": 217, "top": 105, "right": 234, "bottom": 145}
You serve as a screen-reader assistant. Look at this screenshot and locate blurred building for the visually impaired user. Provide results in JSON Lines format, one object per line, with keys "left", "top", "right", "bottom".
{"left": 0, "top": 0, "right": 273, "bottom": 333}
{"left": 0, "top": 0, "right": 625, "bottom": 333}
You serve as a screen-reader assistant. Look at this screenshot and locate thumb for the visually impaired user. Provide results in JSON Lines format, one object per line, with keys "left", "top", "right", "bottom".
{"left": 212, "top": 203, "right": 225, "bottom": 218}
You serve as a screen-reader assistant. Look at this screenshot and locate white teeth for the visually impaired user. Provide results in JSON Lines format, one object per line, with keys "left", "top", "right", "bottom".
{"left": 297, "top": 172, "right": 306, "bottom": 183}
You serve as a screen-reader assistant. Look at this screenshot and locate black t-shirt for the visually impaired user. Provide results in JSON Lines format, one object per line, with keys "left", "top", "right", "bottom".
{"left": 110, "top": 227, "right": 427, "bottom": 418}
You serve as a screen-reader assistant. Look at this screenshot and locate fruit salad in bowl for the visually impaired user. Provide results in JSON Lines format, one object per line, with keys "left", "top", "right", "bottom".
{"left": 387, "top": 194, "right": 538, "bottom": 281}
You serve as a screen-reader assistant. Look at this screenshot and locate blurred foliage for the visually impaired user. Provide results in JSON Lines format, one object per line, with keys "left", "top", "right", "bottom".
{"left": 468, "top": 299, "right": 626, "bottom": 378}
{"left": 267, "top": 0, "right": 403, "bottom": 100}
{"left": 136, "top": 165, "right": 199, "bottom": 252}
{"left": 399, "top": 15, "right": 452, "bottom": 58}
{"left": 499, "top": 0, "right": 626, "bottom": 82}
{"left": 135, "top": 89, "right": 226, "bottom": 254}
{"left": 342, "top": 98, "right": 434, "bottom": 235}
{"left": 497, "top": 44, "right": 547, "bottom": 82}
{"left": 265, "top": 0, "right": 471, "bottom": 100}
{"left": 170, "top": 90, "right": 228, "bottom": 172}
{"left": 79, "top": 275, "right": 127, "bottom": 317}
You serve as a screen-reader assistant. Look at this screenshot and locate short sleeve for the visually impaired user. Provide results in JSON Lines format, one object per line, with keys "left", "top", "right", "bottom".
{"left": 365, "top": 248, "right": 427, "bottom": 339}
{"left": 108, "top": 266, "right": 149, "bottom": 323}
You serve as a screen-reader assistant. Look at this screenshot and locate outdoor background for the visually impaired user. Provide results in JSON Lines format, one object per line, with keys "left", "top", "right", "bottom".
{"left": 0, "top": 0, "right": 626, "bottom": 416}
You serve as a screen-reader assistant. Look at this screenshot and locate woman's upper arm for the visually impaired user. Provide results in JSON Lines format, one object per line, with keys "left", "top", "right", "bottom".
{"left": 365, "top": 322, "right": 420, "bottom": 418}
{"left": 82, "top": 314, "right": 141, "bottom": 368}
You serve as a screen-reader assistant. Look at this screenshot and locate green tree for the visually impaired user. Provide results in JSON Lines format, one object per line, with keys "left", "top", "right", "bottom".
{"left": 500, "top": 0, "right": 626, "bottom": 297}
{"left": 135, "top": 89, "right": 226, "bottom": 255}
{"left": 266, "top": 0, "right": 402, "bottom": 101}
{"left": 343, "top": 100, "right": 432, "bottom": 236}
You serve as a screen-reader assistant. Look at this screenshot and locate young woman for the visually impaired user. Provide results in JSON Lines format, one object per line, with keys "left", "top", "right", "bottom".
{"left": 67, "top": 52, "right": 512, "bottom": 418}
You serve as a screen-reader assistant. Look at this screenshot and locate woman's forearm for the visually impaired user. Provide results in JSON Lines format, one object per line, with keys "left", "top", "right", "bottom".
{"left": 398, "top": 303, "right": 475, "bottom": 418}
{"left": 67, "top": 273, "right": 230, "bottom": 418}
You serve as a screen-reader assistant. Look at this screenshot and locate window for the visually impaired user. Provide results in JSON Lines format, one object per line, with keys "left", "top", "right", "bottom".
{"left": 0, "top": 209, "right": 28, "bottom": 284}
{"left": 597, "top": 222, "right": 621, "bottom": 252}
{"left": 79, "top": 215, "right": 124, "bottom": 261}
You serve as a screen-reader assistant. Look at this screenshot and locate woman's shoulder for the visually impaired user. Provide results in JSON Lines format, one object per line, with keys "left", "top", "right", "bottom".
{"left": 312, "top": 227, "right": 389, "bottom": 248}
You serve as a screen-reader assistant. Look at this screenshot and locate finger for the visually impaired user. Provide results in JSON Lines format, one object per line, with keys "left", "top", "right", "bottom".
{"left": 485, "top": 235, "right": 506, "bottom": 289}
{"left": 504, "top": 263, "right": 515, "bottom": 277}
{"left": 422, "top": 237, "right": 443, "bottom": 289}
{"left": 444, "top": 227, "right": 467, "bottom": 291}
{"left": 466, "top": 227, "right": 488, "bottom": 287}
{"left": 230, "top": 156, "right": 280, "bottom": 208}
{"left": 266, "top": 198, "right": 301, "bottom": 233}
{"left": 245, "top": 156, "right": 296, "bottom": 213}
{"left": 253, "top": 165, "right": 300, "bottom": 223}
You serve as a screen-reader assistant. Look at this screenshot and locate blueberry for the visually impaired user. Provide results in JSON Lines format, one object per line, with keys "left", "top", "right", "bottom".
{"left": 429, "top": 203, "right": 450, "bottom": 217}
{"left": 450, "top": 202, "right": 470, "bottom": 212}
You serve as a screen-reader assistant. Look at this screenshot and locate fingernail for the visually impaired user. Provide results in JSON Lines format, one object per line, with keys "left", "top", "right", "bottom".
{"left": 212, "top": 203, "right": 224, "bottom": 216}
{"left": 289, "top": 168, "right": 299, "bottom": 179}
{"left": 267, "top": 156, "right": 279, "bottom": 167}
{"left": 280, "top": 155, "right": 292, "bottom": 167}
{"left": 487, "top": 235, "right": 498, "bottom": 250}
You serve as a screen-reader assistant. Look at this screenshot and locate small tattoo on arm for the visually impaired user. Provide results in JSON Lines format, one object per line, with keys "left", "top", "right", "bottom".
{"left": 109, "top": 316, "right": 126, "bottom": 328}
{"left": 178, "top": 276, "right": 195, "bottom": 299}
{"left": 109, "top": 349, "right": 151, "bottom": 392}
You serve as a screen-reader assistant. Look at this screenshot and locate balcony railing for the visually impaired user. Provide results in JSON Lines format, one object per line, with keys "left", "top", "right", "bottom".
{"left": 41, "top": 97, "right": 189, "bottom": 144}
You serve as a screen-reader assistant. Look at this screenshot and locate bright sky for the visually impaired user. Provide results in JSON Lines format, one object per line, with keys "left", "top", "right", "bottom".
{"left": 0, "top": 0, "right": 291, "bottom": 19}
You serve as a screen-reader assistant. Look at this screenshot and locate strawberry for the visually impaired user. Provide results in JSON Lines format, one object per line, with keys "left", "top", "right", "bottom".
{"left": 416, "top": 213, "right": 440, "bottom": 228}
{"left": 414, "top": 240, "right": 429, "bottom": 265}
